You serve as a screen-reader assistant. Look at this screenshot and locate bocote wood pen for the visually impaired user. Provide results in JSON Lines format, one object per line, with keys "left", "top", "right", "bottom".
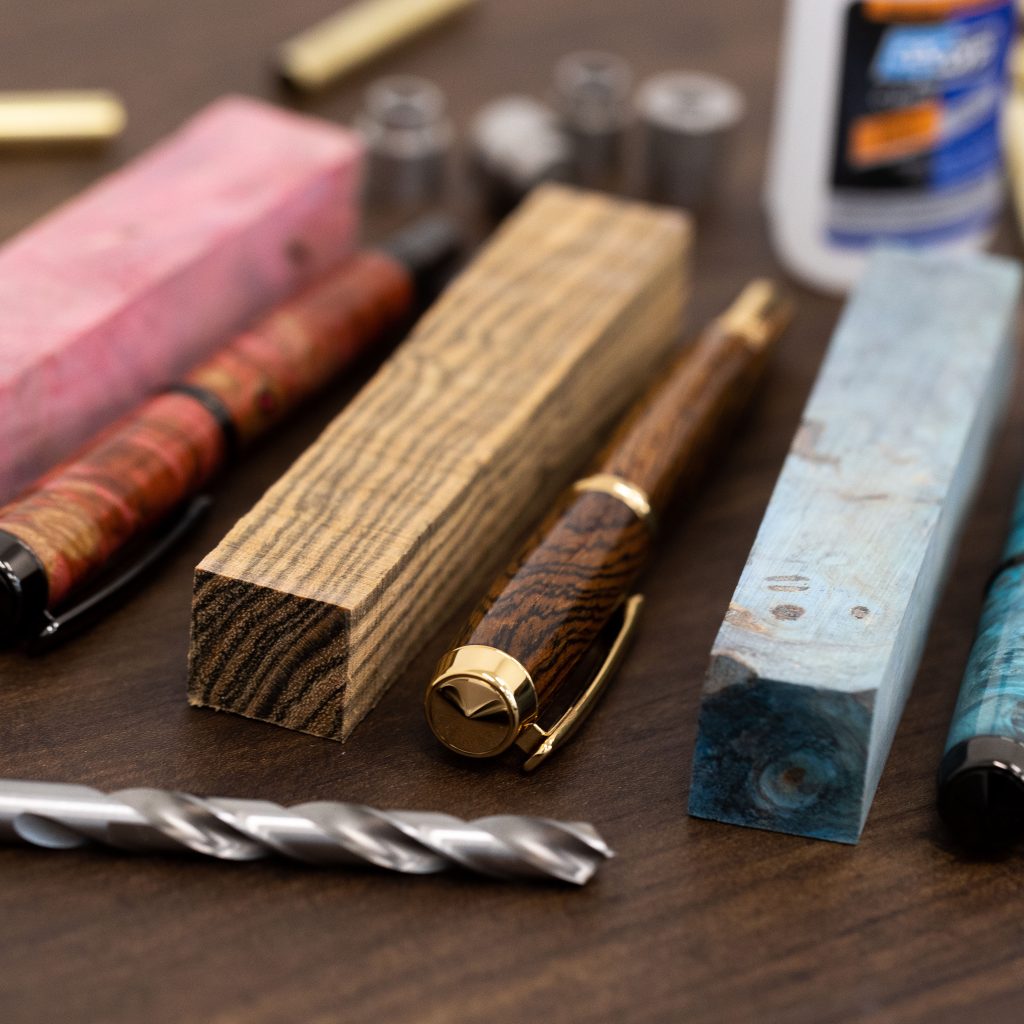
{"left": 0, "top": 217, "right": 459, "bottom": 649}
{"left": 424, "top": 280, "right": 794, "bottom": 769}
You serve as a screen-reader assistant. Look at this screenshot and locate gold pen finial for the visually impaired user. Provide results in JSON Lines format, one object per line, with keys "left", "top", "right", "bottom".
{"left": 424, "top": 647, "right": 538, "bottom": 758}
{"left": 424, "top": 595, "right": 645, "bottom": 769}
{"left": 718, "top": 279, "right": 795, "bottom": 352}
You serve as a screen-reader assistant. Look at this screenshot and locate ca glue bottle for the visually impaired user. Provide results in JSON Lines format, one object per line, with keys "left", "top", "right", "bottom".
{"left": 765, "top": 0, "right": 1015, "bottom": 293}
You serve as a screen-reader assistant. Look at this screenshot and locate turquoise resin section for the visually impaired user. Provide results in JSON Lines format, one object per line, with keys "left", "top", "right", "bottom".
{"left": 946, "top": 485, "right": 1024, "bottom": 751}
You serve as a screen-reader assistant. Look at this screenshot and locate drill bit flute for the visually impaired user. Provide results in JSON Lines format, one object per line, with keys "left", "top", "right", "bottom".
{"left": 0, "top": 779, "right": 611, "bottom": 885}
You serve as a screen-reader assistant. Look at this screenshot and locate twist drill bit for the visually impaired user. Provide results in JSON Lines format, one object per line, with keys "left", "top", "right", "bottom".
{"left": 0, "top": 780, "right": 612, "bottom": 885}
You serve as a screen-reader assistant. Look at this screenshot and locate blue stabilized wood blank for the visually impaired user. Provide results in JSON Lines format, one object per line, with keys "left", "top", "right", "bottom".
{"left": 688, "top": 247, "right": 1021, "bottom": 844}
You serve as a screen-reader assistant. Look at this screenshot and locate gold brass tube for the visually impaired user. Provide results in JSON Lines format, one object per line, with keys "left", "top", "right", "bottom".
{"left": 0, "top": 91, "right": 125, "bottom": 145}
{"left": 278, "top": 0, "right": 479, "bottom": 92}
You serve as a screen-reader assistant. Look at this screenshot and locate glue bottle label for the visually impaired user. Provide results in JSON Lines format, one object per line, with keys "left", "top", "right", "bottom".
{"left": 828, "top": 0, "right": 1014, "bottom": 247}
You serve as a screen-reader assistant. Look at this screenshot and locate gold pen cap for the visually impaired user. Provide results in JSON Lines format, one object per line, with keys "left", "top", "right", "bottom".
{"left": 278, "top": 0, "right": 479, "bottom": 92}
{"left": 424, "top": 595, "right": 644, "bottom": 769}
{"left": 0, "top": 91, "right": 126, "bottom": 145}
{"left": 424, "top": 646, "right": 538, "bottom": 758}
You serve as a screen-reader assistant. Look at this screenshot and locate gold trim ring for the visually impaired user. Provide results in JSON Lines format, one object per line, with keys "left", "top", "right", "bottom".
{"left": 573, "top": 473, "right": 655, "bottom": 532}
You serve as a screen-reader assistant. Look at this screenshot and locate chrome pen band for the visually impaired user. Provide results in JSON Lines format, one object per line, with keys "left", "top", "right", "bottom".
{"left": 573, "top": 473, "right": 655, "bottom": 532}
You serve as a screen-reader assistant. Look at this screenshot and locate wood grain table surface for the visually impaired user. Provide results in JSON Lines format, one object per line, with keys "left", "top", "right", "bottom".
{"left": 2, "top": 1, "right": 1023, "bottom": 1021}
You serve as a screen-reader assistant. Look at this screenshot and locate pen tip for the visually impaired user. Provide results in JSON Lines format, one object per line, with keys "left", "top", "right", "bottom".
{"left": 721, "top": 279, "right": 795, "bottom": 350}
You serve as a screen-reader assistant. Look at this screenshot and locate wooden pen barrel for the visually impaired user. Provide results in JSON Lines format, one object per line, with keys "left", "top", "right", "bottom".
{"left": 458, "top": 323, "right": 772, "bottom": 705}
{"left": 0, "top": 252, "right": 413, "bottom": 612}
{"left": 601, "top": 321, "right": 770, "bottom": 511}
{"left": 0, "top": 392, "right": 228, "bottom": 609}
{"left": 185, "top": 251, "right": 412, "bottom": 446}
{"left": 460, "top": 489, "right": 652, "bottom": 701}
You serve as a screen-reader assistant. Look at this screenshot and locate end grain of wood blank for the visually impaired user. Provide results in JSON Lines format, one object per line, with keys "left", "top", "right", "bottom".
{"left": 188, "top": 184, "right": 691, "bottom": 741}
{"left": 688, "top": 247, "right": 1021, "bottom": 845}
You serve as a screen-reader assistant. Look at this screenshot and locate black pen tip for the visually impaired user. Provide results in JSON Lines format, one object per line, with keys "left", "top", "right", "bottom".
{"left": 938, "top": 737, "right": 1024, "bottom": 852}
{"left": 0, "top": 532, "right": 49, "bottom": 650}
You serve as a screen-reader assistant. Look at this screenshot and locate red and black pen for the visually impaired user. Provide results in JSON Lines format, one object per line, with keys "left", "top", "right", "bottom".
{"left": 0, "top": 216, "right": 460, "bottom": 649}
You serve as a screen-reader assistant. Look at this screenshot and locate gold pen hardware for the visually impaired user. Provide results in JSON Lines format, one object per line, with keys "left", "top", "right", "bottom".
{"left": 278, "top": 0, "right": 478, "bottom": 92}
{"left": 424, "top": 595, "right": 644, "bottom": 770}
{"left": 0, "top": 91, "right": 126, "bottom": 145}
{"left": 573, "top": 474, "right": 655, "bottom": 533}
{"left": 718, "top": 278, "right": 795, "bottom": 352}
{"left": 516, "top": 594, "right": 644, "bottom": 770}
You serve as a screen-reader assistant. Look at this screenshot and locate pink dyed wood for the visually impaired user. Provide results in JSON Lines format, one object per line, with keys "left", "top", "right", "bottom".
{"left": 0, "top": 94, "right": 362, "bottom": 504}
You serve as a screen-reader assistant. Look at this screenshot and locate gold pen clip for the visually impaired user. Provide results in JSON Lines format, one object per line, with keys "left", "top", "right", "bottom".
{"left": 517, "top": 593, "right": 645, "bottom": 771}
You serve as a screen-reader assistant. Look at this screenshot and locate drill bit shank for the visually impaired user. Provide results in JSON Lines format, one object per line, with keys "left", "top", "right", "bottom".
{"left": 0, "top": 780, "right": 612, "bottom": 885}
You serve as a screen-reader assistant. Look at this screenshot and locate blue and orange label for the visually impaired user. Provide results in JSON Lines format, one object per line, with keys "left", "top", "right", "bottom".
{"left": 828, "top": 0, "right": 1013, "bottom": 247}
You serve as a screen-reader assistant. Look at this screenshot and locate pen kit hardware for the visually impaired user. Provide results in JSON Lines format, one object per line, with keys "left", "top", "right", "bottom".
{"left": 0, "top": 779, "right": 612, "bottom": 885}
{"left": 553, "top": 52, "right": 633, "bottom": 188}
{"left": 0, "top": 218, "right": 460, "bottom": 650}
{"left": 0, "top": 90, "right": 125, "bottom": 145}
{"left": 0, "top": 95, "right": 362, "bottom": 506}
{"left": 425, "top": 281, "right": 793, "bottom": 768}
{"left": 938, "top": 479, "right": 1024, "bottom": 850}
{"left": 358, "top": 76, "right": 453, "bottom": 206}
{"left": 469, "top": 96, "right": 573, "bottom": 213}
{"left": 689, "top": 248, "right": 1021, "bottom": 844}
{"left": 637, "top": 71, "right": 745, "bottom": 210}
{"left": 189, "top": 185, "right": 691, "bottom": 742}
{"left": 278, "top": 0, "right": 478, "bottom": 92}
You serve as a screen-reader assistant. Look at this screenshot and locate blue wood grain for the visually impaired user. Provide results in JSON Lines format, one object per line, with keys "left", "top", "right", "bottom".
{"left": 946, "top": 483, "right": 1024, "bottom": 751}
{"left": 688, "top": 247, "right": 1021, "bottom": 844}
{"left": 690, "top": 681, "right": 871, "bottom": 843}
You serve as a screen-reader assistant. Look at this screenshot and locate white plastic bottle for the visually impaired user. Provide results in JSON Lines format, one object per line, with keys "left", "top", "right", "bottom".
{"left": 765, "top": 0, "right": 1015, "bottom": 293}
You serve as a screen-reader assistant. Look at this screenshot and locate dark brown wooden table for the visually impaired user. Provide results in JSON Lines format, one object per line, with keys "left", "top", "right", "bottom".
{"left": 2, "top": 1, "right": 1024, "bottom": 1021}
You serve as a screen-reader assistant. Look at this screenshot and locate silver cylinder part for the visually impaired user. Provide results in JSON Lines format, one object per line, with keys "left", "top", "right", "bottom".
{"left": 469, "top": 95, "right": 573, "bottom": 213}
{"left": 636, "top": 70, "right": 746, "bottom": 210}
{"left": 553, "top": 51, "right": 633, "bottom": 187}
{"left": 357, "top": 75, "right": 453, "bottom": 206}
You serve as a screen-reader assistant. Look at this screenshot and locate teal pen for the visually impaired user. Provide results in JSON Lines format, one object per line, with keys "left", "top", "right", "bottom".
{"left": 939, "top": 480, "right": 1024, "bottom": 849}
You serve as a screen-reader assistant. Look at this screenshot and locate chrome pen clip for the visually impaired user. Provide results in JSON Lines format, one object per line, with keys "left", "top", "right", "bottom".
{"left": 515, "top": 593, "right": 645, "bottom": 771}
{"left": 26, "top": 494, "right": 213, "bottom": 652}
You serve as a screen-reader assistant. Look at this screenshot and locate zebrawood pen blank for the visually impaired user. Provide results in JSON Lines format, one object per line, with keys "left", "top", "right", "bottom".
{"left": 188, "top": 185, "right": 691, "bottom": 741}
